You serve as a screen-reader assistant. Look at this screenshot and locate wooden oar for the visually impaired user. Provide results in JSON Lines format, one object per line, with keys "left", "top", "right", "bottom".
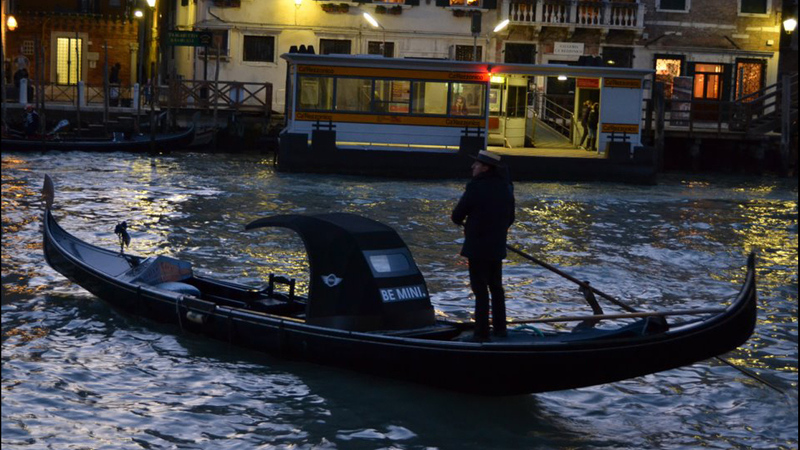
{"left": 506, "top": 244, "right": 637, "bottom": 313}
{"left": 507, "top": 308, "right": 726, "bottom": 325}
{"left": 506, "top": 244, "right": 785, "bottom": 395}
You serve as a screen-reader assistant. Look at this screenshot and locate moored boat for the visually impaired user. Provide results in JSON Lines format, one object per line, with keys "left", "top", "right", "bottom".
{"left": 3, "top": 124, "right": 195, "bottom": 152}
{"left": 41, "top": 175, "right": 757, "bottom": 395}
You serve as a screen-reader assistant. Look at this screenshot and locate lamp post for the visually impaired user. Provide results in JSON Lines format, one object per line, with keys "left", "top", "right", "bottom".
{"left": 363, "top": 12, "right": 386, "bottom": 56}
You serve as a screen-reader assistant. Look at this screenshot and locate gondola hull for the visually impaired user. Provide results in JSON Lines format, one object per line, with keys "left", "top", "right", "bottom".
{"left": 42, "top": 206, "right": 757, "bottom": 395}
{"left": 4, "top": 125, "right": 194, "bottom": 152}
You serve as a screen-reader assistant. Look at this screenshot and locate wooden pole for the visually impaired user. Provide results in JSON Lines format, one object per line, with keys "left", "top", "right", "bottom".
{"left": 103, "top": 41, "right": 109, "bottom": 136}
{"left": 212, "top": 43, "right": 220, "bottom": 149}
{"left": 780, "top": 75, "right": 791, "bottom": 175}
{"left": 1, "top": 38, "right": 5, "bottom": 127}
{"left": 75, "top": 32, "right": 81, "bottom": 137}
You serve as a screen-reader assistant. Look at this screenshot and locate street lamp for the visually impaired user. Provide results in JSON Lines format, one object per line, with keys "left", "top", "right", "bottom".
{"left": 784, "top": 17, "right": 797, "bottom": 34}
{"left": 363, "top": 12, "right": 386, "bottom": 56}
{"left": 6, "top": 15, "right": 18, "bottom": 31}
{"left": 493, "top": 19, "right": 509, "bottom": 33}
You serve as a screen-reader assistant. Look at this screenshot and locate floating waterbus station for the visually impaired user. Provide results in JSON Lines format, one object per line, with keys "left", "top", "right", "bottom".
{"left": 278, "top": 54, "right": 656, "bottom": 184}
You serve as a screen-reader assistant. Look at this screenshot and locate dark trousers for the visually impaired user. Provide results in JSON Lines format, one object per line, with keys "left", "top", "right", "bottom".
{"left": 468, "top": 258, "right": 507, "bottom": 339}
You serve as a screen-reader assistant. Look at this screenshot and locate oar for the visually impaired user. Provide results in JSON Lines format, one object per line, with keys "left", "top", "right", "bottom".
{"left": 507, "top": 308, "right": 727, "bottom": 325}
{"left": 506, "top": 244, "right": 637, "bottom": 313}
{"left": 506, "top": 244, "right": 785, "bottom": 396}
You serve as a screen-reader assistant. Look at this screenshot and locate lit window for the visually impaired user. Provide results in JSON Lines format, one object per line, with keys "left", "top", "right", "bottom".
{"left": 56, "top": 37, "right": 82, "bottom": 85}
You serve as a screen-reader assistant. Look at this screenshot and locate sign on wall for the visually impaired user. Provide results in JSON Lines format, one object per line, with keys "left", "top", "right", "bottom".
{"left": 167, "top": 31, "right": 213, "bottom": 47}
{"left": 553, "top": 42, "right": 585, "bottom": 56}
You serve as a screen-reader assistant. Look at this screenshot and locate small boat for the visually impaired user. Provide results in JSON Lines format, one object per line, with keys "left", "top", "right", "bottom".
{"left": 41, "top": 175, "right": 758, "bottom": 395}
{"left": 3, "top": 124, "right": 194, "bottom": 152}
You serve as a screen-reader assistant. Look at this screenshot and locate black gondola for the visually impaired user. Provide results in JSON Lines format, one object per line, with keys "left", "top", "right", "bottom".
{"left": 3, "top": 125, "right": 195, "bottom": 152}
{"left": 41, "top": 175, "right": 758, "bottom": 395}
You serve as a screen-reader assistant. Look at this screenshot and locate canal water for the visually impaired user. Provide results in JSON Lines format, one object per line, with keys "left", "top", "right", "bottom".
{"left": 2, "top": 152, "right": 797, "bottom": 449}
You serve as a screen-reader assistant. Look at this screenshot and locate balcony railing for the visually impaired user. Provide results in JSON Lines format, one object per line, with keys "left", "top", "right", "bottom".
{"left": 505, "top": 0, "right": 644, "bottom": 31}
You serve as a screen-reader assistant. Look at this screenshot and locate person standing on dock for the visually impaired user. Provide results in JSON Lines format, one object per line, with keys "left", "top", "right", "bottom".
{"left": 587, "top": 102, "right": 599, "bottom": 151}
{"left": 451, "top": 150, "right": 516, "bottom": 341}
{"left": 578, "top": 100, "right": 591, "bottom": 148}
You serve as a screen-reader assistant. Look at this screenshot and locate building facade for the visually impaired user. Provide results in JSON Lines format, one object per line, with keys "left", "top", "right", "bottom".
{"left": 175, "top": 0, "right": 787, "bottom": 112}
{"left": 2, "top": 0, "right": 155, "bottom": 89}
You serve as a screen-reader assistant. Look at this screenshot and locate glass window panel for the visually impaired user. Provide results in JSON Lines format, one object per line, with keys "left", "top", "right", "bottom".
{"left": 658, "top": 0, "right": 687, "bottom": 10}
{"left": 736, "top": 62, "right": 763, "bottom": 101}
{"left": 740, "top": 0, "right": 767, "bottom": 14}
{"left": 693, "top": 74, "right": 705, "bottom": 98}
{"left": 242, "top": 35, "right": 275, "bottom": 62}
{"left": 374, "top": 79, "right": 411, "bottom": 113}
{"left": 56, "top": 37, "right": 81, "bottom": 85}
{"left": 455, "top": 45, "right": 481, "bottom": 62}
{"left": 655, "top": 57, "right": 682, "bottom": 99}
{"left": 298, "top": 76, "right": 334, "bottom": 110}
{"left": 450, "top": 82, "right": 486, "bottom": 117}
{"left": 336, "top": 78, "right": 372, "bottom": 112}
{"left": 368, "top": 41, "right": 394, "bottom": 57}
{"left": 411, "top": 81, "right": 448, "bottom": 115}
{"left": 695, "top": 64, "right": 723, "bottom": 73}
{"left": 706, "top": 75, "right": 720, "bottom": 99}
{"left": 319, "top": 39, "right": 351, "bottom": 55}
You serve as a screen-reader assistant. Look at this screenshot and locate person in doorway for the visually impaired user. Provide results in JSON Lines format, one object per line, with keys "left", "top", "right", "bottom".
{"left": 578, "top": 100, "right": 592, "bottom": 148}
{"left": 587, "top": 102, "right": 599, "bottom": 151}
{"left": 452, "top": 95, "right": 468, "bottom": 115}
{"left": 451, "top": 150, "right": 516, "bottom": 341}
{"left": 109, "top": 63, "right": 121, "bottom": 84}
{"left": 23, "top": 104, "right": 40, "bottom": 137}
{"left": 109, "top": 63, "right": 121, "bottom": 106}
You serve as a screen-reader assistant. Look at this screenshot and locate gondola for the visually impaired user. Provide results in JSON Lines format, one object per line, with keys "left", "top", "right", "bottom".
{"left": 41, "top": 175, "right": 758, "bottom": 395}
{"left": 3, "top": 124, "right": 194, "bottom": 152}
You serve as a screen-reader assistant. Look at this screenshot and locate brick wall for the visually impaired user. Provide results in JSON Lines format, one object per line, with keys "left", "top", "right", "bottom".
{"left": 4, "top": 12, "right": 140, "bottom": 87}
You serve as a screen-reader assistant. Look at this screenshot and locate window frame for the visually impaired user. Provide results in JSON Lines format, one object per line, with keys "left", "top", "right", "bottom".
{"left": 241, "top": 34, "right": 277, "bottom": 65}
{"left": 656, "top": 0, "right": 690, "bottom": 13}
{"left": 737, "top": 0, "right": 771, "bottom": 16}
{"left": 197, "top": 29, "right": 231, "bottom": 59}
{"left": 295, "top": 74, "right": 486, "bottom": 119}
{"left": 319, "top": 38, "right": 352, "bottom": 55}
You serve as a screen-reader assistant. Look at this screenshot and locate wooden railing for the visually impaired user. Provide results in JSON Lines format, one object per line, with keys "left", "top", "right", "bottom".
{"left": 506, "top": 0, "right": 644, "bottom": 30}
{"left": 640, "top": 74, "right": 798, "bottom": 138}
{"left": 3, "top": 79, "right": 273, "bottom": 114}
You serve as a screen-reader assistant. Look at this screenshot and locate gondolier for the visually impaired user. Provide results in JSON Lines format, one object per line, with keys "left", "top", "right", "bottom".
{"left": 451, "top": 150, "right": 516, "bottom": 341}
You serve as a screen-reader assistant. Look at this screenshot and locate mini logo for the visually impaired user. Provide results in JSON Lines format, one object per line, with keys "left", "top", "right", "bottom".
{"left": 322, "top": 274, "right": 343, "bottom": 287}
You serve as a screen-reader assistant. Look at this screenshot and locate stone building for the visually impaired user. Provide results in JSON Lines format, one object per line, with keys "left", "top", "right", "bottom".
{"left": 2, "top": 0, "right": 153, "bottom": 89}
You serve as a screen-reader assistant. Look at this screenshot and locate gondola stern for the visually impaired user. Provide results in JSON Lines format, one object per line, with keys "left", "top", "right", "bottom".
{"left": 43, "top": 174, "right": 54, "bottom": 210}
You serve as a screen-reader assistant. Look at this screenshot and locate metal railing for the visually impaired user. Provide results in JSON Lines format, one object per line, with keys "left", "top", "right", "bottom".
{"left": 531, "top": 91, "right": 574, "bottom": 139}
{"left": 506, "top": 0, "right": 644, "bottom": 30}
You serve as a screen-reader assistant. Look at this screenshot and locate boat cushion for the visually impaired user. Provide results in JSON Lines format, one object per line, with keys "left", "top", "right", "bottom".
{"left": 121, "top": 255, "right": 193, "bottom": 285}
{"left": 154, "top": 281, "right": 201, "bottom": 297}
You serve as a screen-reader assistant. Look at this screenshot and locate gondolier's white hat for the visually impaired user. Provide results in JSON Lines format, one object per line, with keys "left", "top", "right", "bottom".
{"left": 470, "top": 150, "right": 503, "bottom": 167}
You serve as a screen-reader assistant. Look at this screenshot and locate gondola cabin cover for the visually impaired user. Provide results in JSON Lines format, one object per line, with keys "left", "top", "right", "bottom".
{"left": 246, "top": 213, "right": 435, "bottom": 331}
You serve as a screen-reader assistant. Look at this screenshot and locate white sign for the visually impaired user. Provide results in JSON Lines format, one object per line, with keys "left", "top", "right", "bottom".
{"left": 553, "top": 42, "right": 585, "bottom": 56}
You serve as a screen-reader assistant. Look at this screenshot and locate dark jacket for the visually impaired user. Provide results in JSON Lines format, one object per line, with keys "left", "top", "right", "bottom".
{"left": 588, "top": 108, "right": 598, "bottom": 128}
{"left": 451, "top": 170, "right": 515, "bottom": 261}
